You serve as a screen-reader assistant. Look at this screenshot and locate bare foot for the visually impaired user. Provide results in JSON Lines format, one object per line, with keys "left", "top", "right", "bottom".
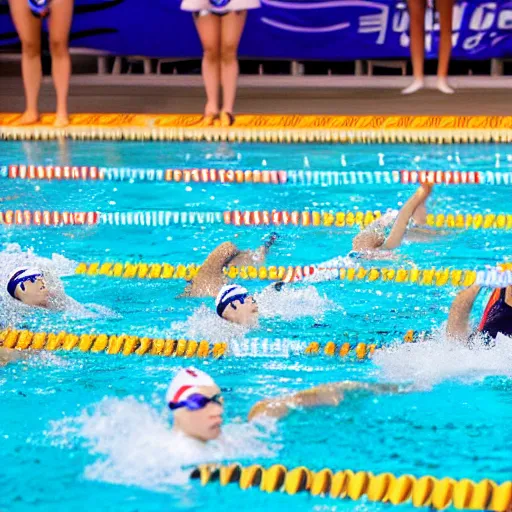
{"left": 54, "top": 115, "right": 69, "bottom": 128}
{"left": 12, "top": 111, "right": 40, "bottom": 126}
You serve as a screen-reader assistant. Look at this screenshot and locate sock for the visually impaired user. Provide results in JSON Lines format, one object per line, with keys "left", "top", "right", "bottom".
{"left": 401, "top": 79, "right": 424, "bottom": 95}
{"left": 436, "top": 78, "right": 454, "bottom": 94}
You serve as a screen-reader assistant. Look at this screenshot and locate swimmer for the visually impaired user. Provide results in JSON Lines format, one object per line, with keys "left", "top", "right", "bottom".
{"left": 167, "top": 366, "right": 398, "bottom": 444}
{"left": 447, "top": 283, "right": 512, "bottom": 344}
{"left": 4, "top": 264, "right": 105, "bottom": 318}
{"left": 215, "top": 283, "right": 259, "bottom": 326}
{"left": 6, "top": 267, "right": 51, "bottom": 308}
{"left": 282, "top": 184, "right": 436, "bottom": 285}
{"left": 181, "top": 233, "right": 278, "bottom": 298}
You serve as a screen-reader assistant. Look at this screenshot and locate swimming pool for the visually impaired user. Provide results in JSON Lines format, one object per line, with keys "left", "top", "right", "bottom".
{"left": 1, "top": 140, "right": 512, "bottom": 512}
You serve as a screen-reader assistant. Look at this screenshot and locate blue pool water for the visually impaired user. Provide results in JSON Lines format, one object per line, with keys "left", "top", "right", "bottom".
{"left": 1, "top": 141, "right": 512, "bottom": 512}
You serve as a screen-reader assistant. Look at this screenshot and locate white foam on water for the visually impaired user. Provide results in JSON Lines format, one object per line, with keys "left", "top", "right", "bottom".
{"left": 171, "top": 305, "right": 250, "bottom": 341}
{"left": 257, "top": 284, "right": 336, "bottom": 321}
{"left": 47, "top": 397, "right": 280, "bottom": 491}
{"left": 373, "top": 329, "right": 512, "bottom": 390}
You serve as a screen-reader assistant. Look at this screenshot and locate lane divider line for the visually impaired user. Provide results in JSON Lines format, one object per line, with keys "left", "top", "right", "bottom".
{"left": 4, "top": 165, "right": 512, "bottom": 185}
{"left": 190, "top": 462, "right": 512, "bottom": 510}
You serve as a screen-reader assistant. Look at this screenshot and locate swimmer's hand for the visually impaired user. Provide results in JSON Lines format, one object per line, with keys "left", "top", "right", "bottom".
{"left": 272, "top": 281, "right": 285, "bottom": 292}
{"left": 263, "top": 232, "right": 279, "bottom": 250}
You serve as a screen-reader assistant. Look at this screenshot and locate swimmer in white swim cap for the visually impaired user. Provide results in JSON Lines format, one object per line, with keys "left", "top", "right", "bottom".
{"left": 6, "top": 267, "right": 50, "bottom": 308}
{"left": 167, "top": 366, "right": 400, "bottom": 443}
{"left": 167, "top": 367, "right": 224, "bottom": 442}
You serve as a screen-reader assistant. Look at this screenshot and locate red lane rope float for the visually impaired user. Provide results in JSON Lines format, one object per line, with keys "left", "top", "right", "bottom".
{"left": 0, "top": 210, "right": 99, "bottom": 226}
{"left": 401, "top": 170, "right": 481, "bottom": 184}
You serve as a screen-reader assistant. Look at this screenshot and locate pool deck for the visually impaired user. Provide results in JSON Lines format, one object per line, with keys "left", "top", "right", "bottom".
{"left": 0, "top": 75, "right": 511, "bottom": 116}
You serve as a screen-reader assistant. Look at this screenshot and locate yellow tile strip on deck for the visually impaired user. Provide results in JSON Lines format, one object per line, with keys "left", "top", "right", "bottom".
{"left": 1, "top": 114, "right": 511, "bottom": 142}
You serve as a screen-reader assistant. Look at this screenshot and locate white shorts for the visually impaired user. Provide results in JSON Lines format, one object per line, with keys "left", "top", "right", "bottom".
{"left": 181, "top": 0, "right": 260, "bottom": 13}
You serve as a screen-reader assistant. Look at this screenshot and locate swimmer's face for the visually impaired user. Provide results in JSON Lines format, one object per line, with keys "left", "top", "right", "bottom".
{"left": 15, "top": 276, "right": 50, "bottom": 308}
{"left": 174, "top": 385, "right": 223, "bottom": 442}
{"left": 222, "top": 295, "right": 259, "bottom": 326}
{"left": 352, "top": 231, "right": 385, "bottom": 251}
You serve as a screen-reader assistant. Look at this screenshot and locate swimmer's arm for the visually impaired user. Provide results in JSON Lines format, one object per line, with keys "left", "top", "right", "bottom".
{"left": 227, "top": 233, "right": 278, "bottom": 268}
{"left": 382, "top": 185, "right": 432, "bottom": 250}
{"left": 247, "top": 381, "right": 398, "bottom": 421}
{"left": 0, "top": 347, "right": 27, "bottom": 366}
{"left": 446, "top": 285, "right": 482, "bottom": 341}
{"left": 186, "top": 242, "right": 240, "bottom": 293}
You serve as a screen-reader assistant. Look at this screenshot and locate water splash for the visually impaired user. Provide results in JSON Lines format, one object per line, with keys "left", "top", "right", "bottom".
{"left": 47, "top": 397, "right": 280, "bottom": 491}
{"left": 373, "top": 329, "right": 512, "bottom": 390}
{"left": 257, "top": 284, "right": 335, "bottom": 321}
{"left": 171, "top": 305, "right": 250, "bottom": 341}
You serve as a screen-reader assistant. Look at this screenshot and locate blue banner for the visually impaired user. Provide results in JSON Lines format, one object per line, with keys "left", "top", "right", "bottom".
{"left": 0, "top": 0, "right": 511, "bottom": 59}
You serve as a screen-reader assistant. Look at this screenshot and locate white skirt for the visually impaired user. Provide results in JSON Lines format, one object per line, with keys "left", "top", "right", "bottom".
{"left": 181, "top": 0, "right": 260, "bottom": 13}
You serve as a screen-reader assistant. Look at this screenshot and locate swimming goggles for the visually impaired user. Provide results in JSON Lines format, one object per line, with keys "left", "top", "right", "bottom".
{"left": 168, "top": 393, "right": 223, "bottom": 411}
{"left": 7, "top": 271, "right": 44, "bottom": 299}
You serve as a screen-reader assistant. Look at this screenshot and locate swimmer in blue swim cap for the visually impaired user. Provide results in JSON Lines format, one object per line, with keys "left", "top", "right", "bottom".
{"left": 167, "top": 366, "right": 400, "bottom": 445}
{"left": 215, "top": 283, "right": 259, "bottom": 326}
{"left": 6, "top": 267, "right": 50, "bottom": 308}
{"left": 181, "top": 232, "right": 278, "bottom": 298}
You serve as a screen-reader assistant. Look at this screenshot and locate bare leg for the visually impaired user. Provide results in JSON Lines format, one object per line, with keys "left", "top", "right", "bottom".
{"left": 8, "top": 0, "right": 42, "bottom": 125}
{"left": 48, "top": 0, "right": 74, "bottom": 127}
{"left": 436, "top": 0, "right": 454, "bottom": 94}
{"left": 194, "top": 13, "right": 222, "bottom": 121}
{"left": 219, "top": 11, "right": 247, "bottom": 120}
{"left": 402, "top": 0, "right": 426, "bottom": 94}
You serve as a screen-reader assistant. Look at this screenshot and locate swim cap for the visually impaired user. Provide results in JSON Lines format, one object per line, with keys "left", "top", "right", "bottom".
{"left": 7, "top": 267, "right": 44, "bottom": 299}
{"left": 166, "top": 367, "right": 216, "bottom": 407}
{"left": 215, "top": 284, "right": 248, "bottom": 318}
{"left": 28, "top": 0, "right": 50, "bottom": 18}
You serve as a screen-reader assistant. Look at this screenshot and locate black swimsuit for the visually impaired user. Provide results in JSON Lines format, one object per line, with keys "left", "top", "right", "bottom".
{"left": 478, "top": 288, "right": 512, "bottom": 339}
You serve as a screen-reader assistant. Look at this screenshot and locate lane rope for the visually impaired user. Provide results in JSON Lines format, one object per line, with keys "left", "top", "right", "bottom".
{"left": 4, "top": 165, "right": 512, "bottom": 186}
{"left": 75, "top": 261, "right": 512, "bottom": 288}
{"left": 2, "top": 209, "right": 512, "bottom": 229}
{"left": 190, "top": 462, "right": 512, "bottom": 510}
{"left": 0, "top": 328, "right": 418, "bottom": 359}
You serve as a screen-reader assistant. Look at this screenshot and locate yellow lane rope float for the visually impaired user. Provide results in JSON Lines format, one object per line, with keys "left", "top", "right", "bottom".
{"left": 190, "top": 462, "right": 512, "bottom": 511}
{"left": 75, "top": 262, "right": 512, "bottom": 288}
{"left": 1, "top": 114, "right": 512, "bottom": 143}
{"left": 2, "top": 209, "right": 512, "bottom": 230}
{"left": 0, "top": 328, "right": 418, "bottom": 359}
